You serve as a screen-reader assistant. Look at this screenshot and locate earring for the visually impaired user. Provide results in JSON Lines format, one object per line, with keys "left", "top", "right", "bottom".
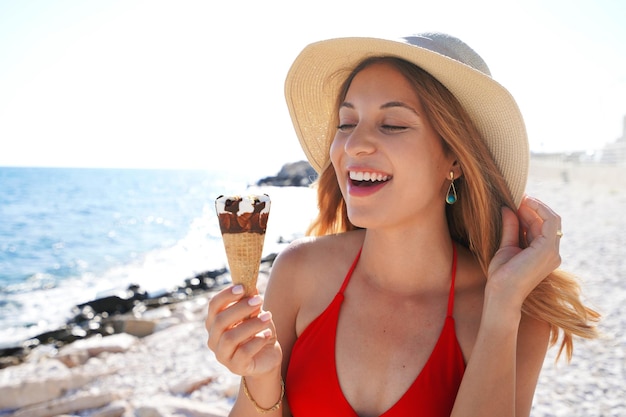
{"left": 446, "top": 171, "right": 457, "bottom": 205}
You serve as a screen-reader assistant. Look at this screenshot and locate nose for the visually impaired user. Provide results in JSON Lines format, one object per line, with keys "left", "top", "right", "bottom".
{"left": 343, "top": 124, "right": 377, "bottom": 157}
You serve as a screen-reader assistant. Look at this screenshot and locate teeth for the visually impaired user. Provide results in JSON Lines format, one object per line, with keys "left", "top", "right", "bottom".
{"left": 350, "top": 171, "right": 364, "bottom": 181}
{"left": 349, "top": 171, "right": 390, "bottom": 182}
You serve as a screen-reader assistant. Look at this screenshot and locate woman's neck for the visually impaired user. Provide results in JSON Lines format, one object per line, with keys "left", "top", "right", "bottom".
{"left": 357, "top": 226, "right": 455, "bottom": 295}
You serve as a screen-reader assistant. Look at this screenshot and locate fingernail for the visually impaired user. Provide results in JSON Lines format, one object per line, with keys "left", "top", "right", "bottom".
{"left": 248, "top": 295, "right": 263, "bottom": 306}
{"left": 232, "top": 285, "right": 244, "bottom": 295}
{"left": 258, "top": 329, "right": 272, "bottom": 339}
{"left": 258, "top": 311, "right": 272, "bottom": 322}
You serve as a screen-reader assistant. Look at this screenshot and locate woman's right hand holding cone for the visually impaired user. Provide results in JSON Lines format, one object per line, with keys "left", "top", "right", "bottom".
{"left": 206, "top": 284, "right": 283, "bottom": 377}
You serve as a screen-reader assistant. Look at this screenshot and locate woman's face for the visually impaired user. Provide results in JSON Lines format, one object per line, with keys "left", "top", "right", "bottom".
{"left": 330, "top": 62, "right": 457, "bottom": 231}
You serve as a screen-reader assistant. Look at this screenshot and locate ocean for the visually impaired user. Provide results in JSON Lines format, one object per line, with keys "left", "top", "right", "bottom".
{"left": 0, "top": 166, "right": 261, "bottom": 348}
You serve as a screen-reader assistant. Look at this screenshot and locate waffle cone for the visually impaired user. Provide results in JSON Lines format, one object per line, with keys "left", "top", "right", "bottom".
{"left": 222, "top": 232, "right": 265, "bottom": 296}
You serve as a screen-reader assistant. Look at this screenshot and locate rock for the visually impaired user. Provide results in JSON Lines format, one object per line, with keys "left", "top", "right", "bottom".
{"left": 140, "top": 322, "right": 195, "bottom": 347}
{"left": 168, "top": 375, "right": 215, "bottom": 395}
{"left": 115, "top": 318, "right": 158, "bottom": 338}
{"left": 74, "top": 284, "right": 147, "bottom": 319}
{"left": 134, "top": 395, "right": 228, "bottom": 417}
{"left": 8, "top": 388, "right": 127, "bottom": 417}
{"left": 152, "top": 317, "right": 183, "bottom": 333}
{"left": 141, "top": 305, "right": 173, "bottom": 321}
{"left": 0, "top": 359, "right": 113, "bottom": 410}
{"left": 256, "top": 161, "right": 316, "bottom": 187}
{"left": 0, "top": 355, "right": 22, "bottom": 369}
{"left": 88, "top": 400, "right": 130, "bottom": 417}
{"left": 0, "top": 359, "right": 71, "bottom": 409}
{"left": 0, "top": 346, "right": 29, "bottom": 369}
{"left": 58, "top": 333, "right": 138, "bottom": 359}
{"left": 23, "top": 344, "right": 58, "bottom": 363}
{"left": 32, "top": 325, "right": 89, "bottom": 346}
{"left": 187, "top": 269, "right": 226, "bottom": 291}
{"left": 56, "top": 348, "right": 90, "bottom": 368}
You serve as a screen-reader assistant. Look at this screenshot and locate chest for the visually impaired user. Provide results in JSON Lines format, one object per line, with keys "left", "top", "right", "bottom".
{"left": 287, "top": 272, "right": 481, "bottom": 417}
{"left": 334, "top": 292, "right": 450, "bottom": 416}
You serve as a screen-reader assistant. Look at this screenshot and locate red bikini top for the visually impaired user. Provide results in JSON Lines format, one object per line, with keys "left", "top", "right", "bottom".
{"left": 286, "top": 245, "right": 465, "bottom": 416}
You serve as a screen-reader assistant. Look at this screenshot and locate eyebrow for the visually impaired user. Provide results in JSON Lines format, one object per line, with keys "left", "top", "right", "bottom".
{"left": 340, "top": 101, "right": 419, "bottom": 115}
{"left": 380, "top": 101, "right": 419, "bottom": 115}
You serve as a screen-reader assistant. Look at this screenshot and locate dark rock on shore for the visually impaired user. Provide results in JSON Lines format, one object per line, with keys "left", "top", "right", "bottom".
{"left": 74, "top": 284, "right": 147, "bottom": 319}
{"left": 256, "top": 161, "right": 316, "bottom": 187}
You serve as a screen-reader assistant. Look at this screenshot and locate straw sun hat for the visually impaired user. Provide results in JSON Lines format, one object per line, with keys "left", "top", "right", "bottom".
{"left": 284, "top": 32, "right": 529, "bottom": 207}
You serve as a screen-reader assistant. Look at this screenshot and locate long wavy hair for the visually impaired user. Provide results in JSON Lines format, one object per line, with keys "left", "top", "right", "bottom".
{"left": 306, "top": 57, "right": 599, "bottom": 361}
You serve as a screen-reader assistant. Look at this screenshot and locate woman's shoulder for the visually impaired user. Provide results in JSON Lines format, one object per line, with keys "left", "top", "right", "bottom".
{"left": 273, "top": 229, "right": 365, "bottom": 274}
{"left": 267, "top": 230, "right": 364, "bottom": 323}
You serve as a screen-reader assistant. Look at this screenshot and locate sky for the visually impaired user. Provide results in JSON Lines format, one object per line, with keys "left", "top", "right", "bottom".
{"left": 0, "top": 0, "right": 624, "bottom": 176}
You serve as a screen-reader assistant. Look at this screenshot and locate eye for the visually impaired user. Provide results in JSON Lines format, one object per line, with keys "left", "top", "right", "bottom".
{"left": 337, "top": 123, "right": 356, "bottom": 132}
{"left": 381, "top": 124, "right": 408, "bottom": 132}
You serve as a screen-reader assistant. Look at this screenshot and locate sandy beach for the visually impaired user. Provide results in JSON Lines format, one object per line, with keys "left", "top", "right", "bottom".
{"left": 1, "top": 159, "right": 624, "bottom": 417}
{"left": 525, "top": 159, "right": 625, "bottom": 417}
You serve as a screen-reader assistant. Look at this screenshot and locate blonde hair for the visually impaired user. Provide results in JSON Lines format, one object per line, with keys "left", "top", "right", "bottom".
{"left": 306, "top": 57, "right": 599, "bottom": 361}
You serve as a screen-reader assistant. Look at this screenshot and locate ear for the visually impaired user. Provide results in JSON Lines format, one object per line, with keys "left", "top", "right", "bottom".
{"left": 448, "top": 160, "right": 463, "bottom": 180}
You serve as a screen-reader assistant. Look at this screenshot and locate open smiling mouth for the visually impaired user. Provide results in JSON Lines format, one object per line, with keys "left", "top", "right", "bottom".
{"left": 349, "top": 171, "right": 392, "bottom": 187}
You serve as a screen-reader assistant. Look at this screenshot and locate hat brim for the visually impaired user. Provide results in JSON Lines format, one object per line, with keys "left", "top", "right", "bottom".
{"left": 285, "top": 37, "right": 528, "bottom": 207}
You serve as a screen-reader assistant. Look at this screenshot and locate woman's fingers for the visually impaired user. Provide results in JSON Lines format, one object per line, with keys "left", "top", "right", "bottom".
{"left": 205, "top": 285, "right": 277, "bottom": 375}
{"left": 511, "top": 196, "right": 562, "bottom": 276}
{"left": 488, "top": 206, "right": 522, "bottom": 279}
{"left": 206, "top": 286, "right": 261, "bottom": 346}
{"left": 518, "top": 196, "right": 562, "bottom": 252}
{"left": 206, "top": 285, "right": 245, "bottom": 327}
{"left": 499, "top": 205, "right": 521, "bottom": 250}
{"left": 206, "top": 286, "right": 245, "bottom": 348}
{"left": 213, "top": 310, "right": 275, "bottom": 371}
{"left": 488, "top": 197, "right": 562, "bottom": 306}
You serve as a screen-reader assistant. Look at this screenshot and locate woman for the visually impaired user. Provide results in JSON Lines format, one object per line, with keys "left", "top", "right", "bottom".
{"left": 206, "top": 33, "right": 599, "bottom": 416}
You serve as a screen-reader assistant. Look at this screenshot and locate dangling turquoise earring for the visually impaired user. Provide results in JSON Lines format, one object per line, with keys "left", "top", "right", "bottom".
{"left": 446, "top": 171, "right": 457, "bottom": 205}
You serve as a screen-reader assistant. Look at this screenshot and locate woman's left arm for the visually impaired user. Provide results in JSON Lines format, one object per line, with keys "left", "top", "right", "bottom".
{"left": 451, "top": 196, "right": 560, "bottom": 417}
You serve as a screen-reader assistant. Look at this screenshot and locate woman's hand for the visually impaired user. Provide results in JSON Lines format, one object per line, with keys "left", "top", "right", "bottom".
{"left": 486, "top": 195, "right": 562, "bottom": 310}
{"left": 206, "top": 285, "right": 283, "bottom": 377}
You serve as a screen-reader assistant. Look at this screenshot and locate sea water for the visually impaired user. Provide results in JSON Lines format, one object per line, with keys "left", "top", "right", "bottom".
{"left": 0, "top": 167, "right": 256, "bottom": 348}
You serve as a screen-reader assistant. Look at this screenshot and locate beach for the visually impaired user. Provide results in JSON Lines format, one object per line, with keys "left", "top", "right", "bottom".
{"left": 1, "top": 160, "right": 624, "bottom": 417}
{"left": 525, "top": 160, "right": 625, "bottom": 417}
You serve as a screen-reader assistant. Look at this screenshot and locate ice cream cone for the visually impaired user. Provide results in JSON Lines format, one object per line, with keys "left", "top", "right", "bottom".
{"left": 222, "top": 232, "right": 265, "bottom": 295}
{"left": 215, "top": 194, "right": 270, "bottom": 296}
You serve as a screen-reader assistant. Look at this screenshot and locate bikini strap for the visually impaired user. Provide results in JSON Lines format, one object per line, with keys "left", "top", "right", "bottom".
{"left": 339, "top": 248, "right": 362, "bottom": 294}
{"left": 446, "top": 244, "right": 458, "bottom": 317}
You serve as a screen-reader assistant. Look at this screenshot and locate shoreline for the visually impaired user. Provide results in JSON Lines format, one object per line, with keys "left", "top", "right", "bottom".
{"left": 1, "top": 159, "right": 625, "bottom": 416}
